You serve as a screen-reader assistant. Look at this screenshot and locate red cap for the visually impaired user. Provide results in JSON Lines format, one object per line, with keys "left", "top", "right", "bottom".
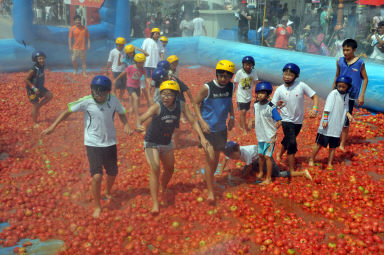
{"left": 241, "top": 0, "right": 247, "bottom": 4}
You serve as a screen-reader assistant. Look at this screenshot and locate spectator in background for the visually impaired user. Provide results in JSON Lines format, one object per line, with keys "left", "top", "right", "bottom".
{"left": 180, "top": 13, "right": 193, "bottom": 37}
{"left": 331, "top": 29, "right": 345, "bottom": 59}
{"left": 274, "top": 16, "right": 292, "bottom": 49}
{"left": 192, "top": 11, "right": 207, "bottom": 36}
{"left": 144, "top": 21, "right": 151, "bottom": 38}
{"left": 256, "top": 19, "right": 275, "bottom": 47}
{"left": 237, "top": 0, "right": 251, "bottom": 43}
{"left": 155, "top": 11, "right": 163, "bottom": 28}
{"left": 369, "top": 21, "right": 384, "bottom": 63}
{"left": 305, "top": 22, "right": 324, "bottom": 55}
{"left": 320, "top": 6, "right": 328, "bottom": 34}
{"left": 289, "top": 9, "right": 300, "bottom": 36}
{"left": 132, "top": 15, "right": 143, "bottom": 38}
{"left": 68, "top": 15, "right": 90, "bottom": 76}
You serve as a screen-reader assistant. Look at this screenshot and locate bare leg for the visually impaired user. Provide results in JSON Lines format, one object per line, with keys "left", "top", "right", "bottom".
{"left": 131, "top": 93, "right": 140, "bottom": 126}
{"left": 142, "top": 87, "right": 151, "bottom": 107}
{"left": 145, "top": 148, "right": 161, "bottom": 214}
{"left": 327, "top": 148, "right": 336, "bottom": 168}
{"left": 118, "top": 88, "right": 124, "bottom": 100}
{"left": 290, "top": 169, "right": 312, "bottom": 180}
{"left": 160, "top": 150, "right": 175, "bottom": 192}
{"left": 239, "top": 110, "right": 247, "bottom": 134}
{"left": 91, "top": 174, "right": 103, "bottom": 218}
{"left": 339, "top": 127, "right": 349, "bottom": 151}
{"left": 287, "top": 153, "right": 295, "bottom": 172}
{"left": 276, "top": 146, "right": 286, "bottom": 161}
{"left": 257, "top": 155, "right": 265, "bottom": 179}
{"left": 105, "top": 175, "right": 116, "bottom": 199}
{"left": 32, "top": 103, "right": 40, "bottom": 124}
{"left": 72, "top": 58, "right": 78, "bottom": 74}
{"left": 38, "top": 92, "right": 53, "bottom": 107}
{"left": 205, "top": 150, "right": 220, "bottom": 202}
{"left": 81, "top": 57, "right": 87, "bottom": 76}
{"left": 309, "top": 143, "right": 322, "bottom": 166}
{"left": 260, "top": 156, "right": 273, "bottom": 185}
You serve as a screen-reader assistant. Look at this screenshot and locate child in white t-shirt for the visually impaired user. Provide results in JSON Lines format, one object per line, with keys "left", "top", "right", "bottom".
{"left": 271, "top": 63, "right": 318, "bottom": 173}
{"left": 222, "top": 141, "right": 312, "bottom": 184}
{"left": 107, "top": 37, "right": 126, "bottom": 99}
{"left": 309, "top": 76, "right": 354, "bottom": 168}
{"left": 233, "top": 56, "right": 258, "bottom": 134}
{"left": 41, "top": 76, "right": 132, "bottom": 218}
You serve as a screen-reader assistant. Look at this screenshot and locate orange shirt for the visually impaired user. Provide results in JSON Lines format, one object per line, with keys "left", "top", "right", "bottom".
{"left": 69, "top": 25, "right": 89, "bottom": 50}
{"left": 274, "top": 26, "right": 292, "bottom": 49}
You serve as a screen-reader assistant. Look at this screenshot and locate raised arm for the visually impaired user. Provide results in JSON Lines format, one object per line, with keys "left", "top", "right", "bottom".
{"left": 41, "top": 110, "right": 72, "bottom": 136}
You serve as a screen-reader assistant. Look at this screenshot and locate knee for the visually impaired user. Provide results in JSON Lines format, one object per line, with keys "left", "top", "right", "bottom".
{"left": 92, "top": 174, "right": 102, "bottom": 183}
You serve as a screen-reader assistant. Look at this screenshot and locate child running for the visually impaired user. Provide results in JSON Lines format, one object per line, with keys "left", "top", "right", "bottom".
{"left": 309, "top": 75, "right": 354, "bottom": 168}
{"left": 331, "top": 39, "right": 368, "bottom": 151}
{"left": 41, "top": 75, "right": 132, "bottom": 218}
{"left": 107, "top": 37, "right": 126, "bottom": 99}
{"left": 25, "top": 51, "right": 53, "bottom": 127}
{"left": 114, "top": 53, "right": 147, "bottom": 127}
{"left": 194, "top": 60, "right": 235, "bottom": 203}
{"left": 234, "top": 56, "right": 258, "bottom": 134}
{"left": 222, "top": 141, "right": 312, "bottom": 183}
{"left": 272, "top": 63, "right": 319, "bottom": 173}
{"left": 136, "top": 80, "right": 212, "bottom": 214}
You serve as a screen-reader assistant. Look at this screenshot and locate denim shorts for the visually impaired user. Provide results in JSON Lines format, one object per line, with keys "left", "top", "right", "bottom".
{"left": 144, "top": 141, "right": 174, "bottom": 153}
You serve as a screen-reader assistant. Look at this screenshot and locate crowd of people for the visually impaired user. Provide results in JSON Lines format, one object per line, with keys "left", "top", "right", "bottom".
{"left": 23, "top": 10, "right": 369, "bottom": 217}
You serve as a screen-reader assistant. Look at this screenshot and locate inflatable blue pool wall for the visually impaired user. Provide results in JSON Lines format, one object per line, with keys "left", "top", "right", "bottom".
{"left": 0, "top": 0, "right": 383, "bottom": 112}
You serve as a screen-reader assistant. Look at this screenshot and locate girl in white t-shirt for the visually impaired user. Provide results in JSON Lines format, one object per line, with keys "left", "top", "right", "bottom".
{"left": 309, "top": 76, "right": 354, "bottom": 169}
{"left": 233, "top": 56, "right": 258, "bottom": 134}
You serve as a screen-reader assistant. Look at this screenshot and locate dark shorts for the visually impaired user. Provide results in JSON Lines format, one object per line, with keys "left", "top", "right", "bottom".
{"left": 237, "top": 102, "right": 251, "bottom": 111}
{"left": 281, "top": 122, "right": 302, "bottom": 155}
{"left": 127, "top": 87, "right": 141, "bottom": 96}
{"left": 344, "top": 99, "right": 355, "bottom": 127}
{"left": 86, "top": 145, "right": 118, "bottom": 176}
{"left": 315, "top": 133, "right": 340, "bottom": 149}
{"left": 145, "top": 67, "right": 155, "bottom": 77}
{"left": 113, "top": 72, "right": 126, "bottom": 90}
{"left": 203, "top": 129, "right": 227, "bottom": 152}
{"left": 26, "top": 86, "right": 49, "bottom": 103}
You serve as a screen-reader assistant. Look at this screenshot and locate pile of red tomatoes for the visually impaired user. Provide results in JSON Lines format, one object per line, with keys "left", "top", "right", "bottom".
{"left": 0, "top": 67, "right": 383, "bottom": 254}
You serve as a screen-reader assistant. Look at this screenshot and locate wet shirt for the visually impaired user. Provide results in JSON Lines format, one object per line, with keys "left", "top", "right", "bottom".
{"left": 338, "top": 57, "right": 364, "bottom": 99}
{"left": 29, "top": 64, "right": 45, "bottom": 89}
{"left": 69, "top": 25, "right": 89, "bottom": 50}
{"left": 234, "top": 68, "right": 258, "bottom": 103}
{"left": 126, "top": 65, "right": 146, "bottom": 88}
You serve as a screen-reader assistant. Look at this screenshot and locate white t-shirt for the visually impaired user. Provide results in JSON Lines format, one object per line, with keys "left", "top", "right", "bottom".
{"left": 272, "top": 81, "right": 316, "bottom": 124}
{"left": 141, "top": 38, "right": 163, "bottom": 68}
{"left": 234, "top": 68, "right": 258, "bottom": 103}
{"left": 193, "top": 17, "right": 205, "bottom": 36}
{"left": 253, "top": 101, "right": 282, "bottom": 142}
{"left": 226, "top": 145, "right": 259, "bottom": 165}
{"left": 370, "top": 34, "right": 384, "bottom": 61}
{"left": 318, "top": 90, "right": 349, "bottom": 138}
{"left": 180, "top": 19, "right": 193, "bottom": 37}
{"left": 334, "top": 40, "right": 344, "bottom": 59}
{"left": 68, "top": 95, "right": 126, "bottom": 147}
{"left": 108, "top": 48, "right": 125, "bottom": 73}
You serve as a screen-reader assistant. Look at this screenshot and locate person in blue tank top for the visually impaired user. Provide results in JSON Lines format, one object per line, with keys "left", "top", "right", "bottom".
{"left": 331, "top": 39, "right": 368, "bottom": 151}
{"left": 136, "top": 80, "right": 212, "bottom": 214}
{"left": 25, "top": 51, "right": 53, "bottom": 128}
{"left": 193, "top": 60, "right": 236, "bottom": 203}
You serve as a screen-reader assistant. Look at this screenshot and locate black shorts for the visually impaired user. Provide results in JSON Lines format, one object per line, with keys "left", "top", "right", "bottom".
{"left": 203, "top": 129, "right": 227, "bottom": 152}
{"left": 86, "top": 145, "right": 118, "bottom": 176}
{"left": 281, "top": 122, "right": 302, "bottom": 155}
{"left": 344, "top": 99, "right": 355, "bottom": 127}
{"left": 26, "top": 86, "right": 49, "bottom": 103}
{"left": 315, "top": 133, "right": 340, "bottom": 149}
{"left": 113, "top": 72, "right": 126, "bottom": 90}
{"left": 127, "top": 87, "right": 141, "bottom": 96}
{"left": 237, "top": 102, "right": 251, "bottom": 111}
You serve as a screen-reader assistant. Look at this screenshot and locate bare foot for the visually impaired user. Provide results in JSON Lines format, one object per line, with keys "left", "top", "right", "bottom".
{"left": 151, "top": 203, "right": 159, "bottom": 215}
{"left": 308, "top": 159, "right": 314, "bottom": 167}
{"left": 326, "top": 165, "right": 333, "bottom": 170}
{"left": 256, "top": 172, "right": 263, "bottom": 179}
{"left": 92, "top": 207, "right": 101, "bottom": 218}
{"left": 276, "top": 154, "right": 282, "bottom": 162}
{"left": 260, "top": 179, "right": 272, "bottom": 185}
{"left": 103, "top": 193, "right": 112, "bottom": 200}
{"left": 83, "top": 73, "right": 88, "bottom": 77}
{"left": 304, "top": 170, "right": 312, "bottom": 180}
{"left": 33, "top": 123, "right": 40, "bottom": 129}
{"left": 339, "top": 145, "right": 346, "bottom": 152}
{"left": 207, "top": 192, "right": 215, "bottom": 204}
{"left": 181, "top": 117, "right": 187, "bottom": 124}
{"left": 73, "top": 71, "right": 77, "bottom": 75}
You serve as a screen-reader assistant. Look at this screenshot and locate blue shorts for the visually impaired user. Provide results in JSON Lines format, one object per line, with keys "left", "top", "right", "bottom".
{"left": 258, "top": 142, "right": 275, "bottom": 157}
{"left": 145, "top": 67, "right": 155, "bottom": 77}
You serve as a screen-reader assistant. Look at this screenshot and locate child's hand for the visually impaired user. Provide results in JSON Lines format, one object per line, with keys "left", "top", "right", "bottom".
{"left": 322, "top": 121, "right": 328, "bottom": 128}
{"left": 200, "top": 120, "right": 211, "bottom": 134}
{"left": 201, "top": 138, "right": 213, "bottom": 153}
{"left": 347, "top": 113, "right": 355, "bottom": 123}
{"left": 135, "top": 125, "right": 145, "bottom": 133}
{"left": 123, "top": 124, "right": 133, "bottom": 135}
{"left": 357, "top": 95, "right": 364, "bottom": 106}
{"left": 276, "top": 100, "right": 285, "bottom": 108}
{"left": 275, "top": 120, "right": 282, "bottom": 129}
{"left": 41, "top": 126, "right": 54, "bottom": 136}
{"left": 309, "top": 109, "right": 318, "bottom": 118}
